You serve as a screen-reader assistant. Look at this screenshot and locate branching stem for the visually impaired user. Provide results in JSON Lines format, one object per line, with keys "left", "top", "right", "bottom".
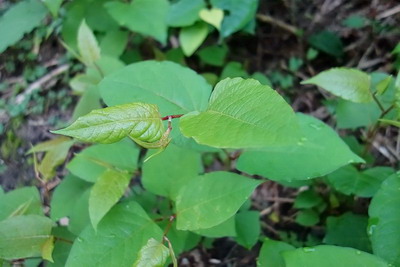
{"left": 161, "top": 114, "right": 184, "bottom": 120}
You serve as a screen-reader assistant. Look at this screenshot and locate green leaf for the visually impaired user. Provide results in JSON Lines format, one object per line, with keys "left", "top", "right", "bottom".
{"left": 98, "top": 60, "right": 214, "bottom": 151}
{"left": 0, "top": 187, "right": 42, "bottom": 221}
{"left": 51, "top": 175, "right": 92, "bottom": 221}
{"left": 133, "top": 238, "right": 169, "bottom": 267}
{"left": 142, "top": 144, "right": 202, "bottom": 200}
{"left": 220, "top": 62, "right": 248, "bottom": 79}
{"left": 375, "top": 75, "right": 393, "bottom": 95}
{"left": 78, "top": 20, "right": 101, "bottom": 67}
{"left": 283, "top": 245, "right": 388, "bottom": 267}
{"left": 197, "top": 45, "right": 228, "bottom": 66}
{"left": 211, "top": 0, "right": 258, "bottom": 38}
{"left": 52, "top": 102, "right": 165, "bottom": 145}
{"left": 67, "top": 139, "right": 139, "bottom": 183}
{"left": 342, "top": 15, "right": 367, "bottom": 29}
{"left": 308, "top": 31, "right": 344, "bottom": 58}
{"left": 68, "top": 188, "right": 91, "bottom": 236}
{"left": 295, "top": 209, "right": 319, "bottom": 227}
{"left": 47, "top": 227, "right": 75, "bottom": 267}
{"left": 42, "top": 0, "right": 62, "bottom": 17}
{"left": 175, "top": 171, "right": 261, "bottom": 230}
{"left": 324, "top": 212, "right": 371, "bottom": 252}
{"left": 105, "top": 0, "right": 169, "bottom": 44}
{"left": 327, "top": 165, "right": 395, "bottom": 197}
{"left": 65, "top": 201, "right": 163, "bottom": 267}
{"left": 0, "top": 0, "right": 48, "bottom": 53}
{"left": 72, "top": 86, "right": 102, "bottom": 121}
{"left": 368, "top": 172, "right": 400, "bottom": 266}
{"left": 199, "top": 8, "right": 224, "bottom": 30}
{"left": 162, "top": 222, "right": 201, "bottom": 255}
{"left": 293, "top": 190, "right": 323, "bottom": 209}
{"left": 0, "top": 215, "right": 54, "bottom": 260}
{"left": 89, "top": 169, "right": 130, "bottom": 230}
{"left": 193, "top": 216, "right": 236, "bottom": 238}
{"left": 235, "top": 211, "right": 260, "bottom": 249}
{"left": 180, "top": 22, "right": 208, "bottom": 56}
{"left": 99, "top": 60, "right": 212, "bottom": 114}
{"left": 257, "top": 239, "right": 295, "bottom": 267}
{"left": 302, "top": 68, "right": 372, "bottom": 103}
{"left": 41, "top": 235, "right": 55, "bottom": 262}
{"left": 100, "top": 30, "right": 128, "bottom": 57}
{"left": 237, "top": 113, "right": 364, "bottom": 181}
{"left": 180, "top": 78, "right": 300, "bottom": 148}
{"left": 167, "top": 0, "right": 205, "bottom": 27}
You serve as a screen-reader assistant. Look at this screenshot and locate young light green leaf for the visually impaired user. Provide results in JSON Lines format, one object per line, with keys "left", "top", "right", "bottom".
{"left": 142, "top": 144, "right": 202, "bottom": 200}
{"left": 67, "top": 139, "right": 139, "bottom": 183}
{"left": 65, "top": 202, "right": 164, "bottom": 267}
{"left": 167, "top": 0, "right": 205, "bottom": 27}
{"left": 41, "top": 236, "right": 55, "bottom": 263}
{"left": 324, "top": 212, "right": 371, "bottom": 252}
{"left": 0, "top": 187, "right": 42, "bottom": 221}
{"left": 0, "top": 0, "right": 48, "bottom": 53}
{"left": 98, "top": 60, "right": 214, "bottom": 151}
{"left": 133, "top": 238, "right": 170, "bottom": 267}
{"left": 89, "top": 169, "right": 130, "bottom": 230}
{"left": 175, "top": 172, "right": 261, "bottom": 231}
{"left": 0, "top": 215, "right": 54, "bottom": 260}
{"left": 257, "top": 239, "right": 295, "bottom": 267}
{"left": 237, "top": 113, "right": 364, "bottom": 181}
{"left": 105, "top": 0, "right": 169, "bottom": 44}
{"left": 375, "top": 75, "right": 393, "bottom": 95}
{"left": 51, "top": 175, "right": 92, "bottom": 221}
{"left": 180, "top": 78, "right": 301, "bottom": 148}
{"left": 283, "top": 245, "right": 388, "bottom": 267}
{"left": 77, "top": 20, "right": 101, "bottom": 67}
{"left": 180, "top": 22, "right": 208, "bottom": 56}
{"left": 302, "top": 68, "right": 372, "bottom": 103}
{"left": 369, "top": 172, "right": 400, "bottom": 266}
{"left": 52, "top": 103, "right": 165, "bottom": 145}
{"left": 199, "top": 8, "right": 224, "bottom": 30}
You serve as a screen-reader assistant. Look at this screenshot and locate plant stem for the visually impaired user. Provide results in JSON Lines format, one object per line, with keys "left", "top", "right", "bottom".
{"left": 161, "top": 114, "right": 183, "bottom": 120}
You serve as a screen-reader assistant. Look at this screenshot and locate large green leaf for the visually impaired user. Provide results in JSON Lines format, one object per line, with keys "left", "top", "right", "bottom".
{"left": 327, "top": 165, "right": 395, "bottom": 197}
{"left": 302, "top": 68, "right": 372, "bottom": 103}
{"left": 133, "top": 238, "right": 169, "bottom": 267}
{"left": 257, "top": 239, "right": 295, "bottom": 267}
{"left": 68, "top": 188, "right": 91, "bottom": 236}
{"left": 237, "top": 113, "right": 364, "bottom": 181}
{"left": 211, "top": 0, "right": 258, "bottom": 37}
{"left": 0, "top": 0, "right": 48, "bottom": 53}
{"left": 66, "top": 201, "right": 163, "bottom": 267}
{"left": 52, "top": 103, "right": 165, "bottom": 145}
{"left": 89, "top": 169, "right": 130, "bottom": 230}
{"left": 175, "top": 172, "right": 261, "bottom": 230}
{"left": 105, "top": 0, "right": 169, "bottom": 44}
{"left": 193, "top": 215, "right": 236, "bottom": 238}
{"left": 180, "top": 78, "right": 300, "bottom": 148}
{"left": 283, "top": 245, "right": 388, "bottom": 267}
{"left": 0, "top": 215, "right": 54, "bottom": 260}
{"left": 51, "top": 175, "right": 92, "bottom": 221}
{"left": 99, "top": 61, "right": 212, "bottom": 114}
{"left": 324, "top": 212, "right": 371, "bottom": 252}
{"left": 369, "top": 172, "right": 400, "bottom": 266}
{"left": 167, "top": 0, "right": 205, "bottom": 27}
{"left": 142, "top": 144, "right": 202, "bottom": 200}
{"left": 0, "top": 187, "right": 42, "bottom": 221}
{"left": 98, "top": 60, "right": 214, "bottom": 151}
{"left": 67, "top": 139, "right": 139, "bottom": 183}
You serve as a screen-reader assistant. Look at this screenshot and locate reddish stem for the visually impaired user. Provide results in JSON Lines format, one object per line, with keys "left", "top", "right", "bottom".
{"left": 161, "top": 114, "right": 184, "bottom": 120}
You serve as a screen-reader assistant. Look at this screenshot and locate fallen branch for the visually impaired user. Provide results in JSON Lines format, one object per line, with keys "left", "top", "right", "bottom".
{"left": 15, "top": 64, "right": 69, "bottom": 105}
{"left": 256, "top": 13, "right": 301, "bottom": 35}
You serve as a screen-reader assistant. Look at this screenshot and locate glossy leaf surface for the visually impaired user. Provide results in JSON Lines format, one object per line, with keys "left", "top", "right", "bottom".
{"left": 133, "top": 238, "right": 169, "bottom": 267}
